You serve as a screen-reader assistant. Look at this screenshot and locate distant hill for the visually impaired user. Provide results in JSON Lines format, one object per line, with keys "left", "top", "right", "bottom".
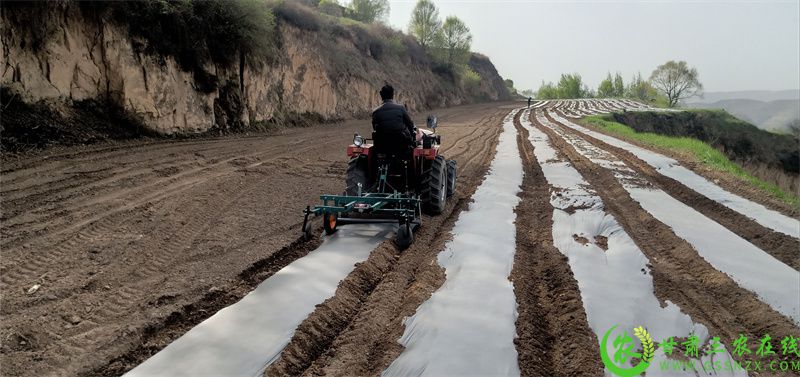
{"left": 685, "top": 90, "right": 800, "bottom": 103}
{"left": 685, "top": 98, "right": 800, "bottom": 132}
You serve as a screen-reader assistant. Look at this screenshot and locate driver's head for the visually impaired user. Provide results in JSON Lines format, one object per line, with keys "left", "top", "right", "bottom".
{"left": 380, "top": 84, "right": 394, "bottom": 101}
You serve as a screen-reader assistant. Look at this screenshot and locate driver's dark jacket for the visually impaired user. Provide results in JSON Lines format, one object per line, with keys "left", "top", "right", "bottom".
{"left": 371, "top": 100, "right": 415, "bottom": 152}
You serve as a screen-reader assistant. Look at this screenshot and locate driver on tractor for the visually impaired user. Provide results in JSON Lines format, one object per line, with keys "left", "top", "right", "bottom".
{"left": 371, "top": 84, "right": 416, "bottom": 157}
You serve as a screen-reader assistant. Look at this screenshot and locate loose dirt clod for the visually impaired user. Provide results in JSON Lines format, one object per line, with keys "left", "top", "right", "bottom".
{"left": 594, "top": 235, "right": 608, "bottom": 251}
{"left": 572, "top": 234, "right": 589, "bottom": 245}
{"left": 26, "top": 284, "right": 40, "bottom": 294}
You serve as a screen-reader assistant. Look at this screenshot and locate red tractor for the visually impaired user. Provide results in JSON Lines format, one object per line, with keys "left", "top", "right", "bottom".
{"left": 302, "top": 116, "right": 456, "bottom": 249}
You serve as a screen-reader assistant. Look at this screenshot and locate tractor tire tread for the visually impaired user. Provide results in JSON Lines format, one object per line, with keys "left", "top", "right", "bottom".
{"left": 421, "top": 155, "right": 447, "bottom": 215}
{"left": 345, "top": 157, "right": 369, "bottom": 196}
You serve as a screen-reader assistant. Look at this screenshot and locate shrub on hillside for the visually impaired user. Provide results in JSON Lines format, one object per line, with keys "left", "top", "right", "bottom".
{"left": 381, "top": 33, "right": 406, "bottom": 59}
{"left": 75, "top": 0, "right": 276, "bottom": 93}
{"left": 272, "top": 0, "right": 323, "bottom": 31}
{"left": 318, "top": 0, "right": 345, "bottom": 17}
{"left": 432, "top": 63, "right": 457, "bottom": 83}
{"left": 346, "top": 0, "right": 389, "bottom": 23}
{"left": 82, "top": 1, "right": 276, "bottom": 66}
{"left": 462, "top": 68, "right": 481, "bottom": 95}
{"left": 0, "top": 2, "right": 62, "bottom": 52}
{"left": 403, "top": 36, "right": 430, "bottom": 66}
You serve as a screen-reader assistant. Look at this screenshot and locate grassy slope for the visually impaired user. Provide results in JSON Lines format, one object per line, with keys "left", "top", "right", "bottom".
{"left": 582, "top": 114, "right": 800, "bottom": 208}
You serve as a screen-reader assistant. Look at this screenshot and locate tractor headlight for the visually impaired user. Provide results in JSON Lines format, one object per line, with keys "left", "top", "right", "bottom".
{"left": 353, "top": 134, "right": 365, "bottom": 147}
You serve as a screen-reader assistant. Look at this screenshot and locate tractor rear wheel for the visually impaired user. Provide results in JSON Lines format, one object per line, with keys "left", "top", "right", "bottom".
{"left": 345, "top": 157, "right": 369, "bottom": 196}
{"left": 421, "top": 155, "right": 447, "bottom": 215}
{"left": 446, "top": 159, "right": 457, "bottom": 197}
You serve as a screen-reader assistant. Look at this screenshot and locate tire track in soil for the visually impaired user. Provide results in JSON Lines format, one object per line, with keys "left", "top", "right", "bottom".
{"left": 0, "top": 138, "right": 311, "bottom": 249}
{"left": 1, "top": 156, "right": 196, "bottom": 227}
{"left": 0, "top": 137, "right": 345, "bottom": 291}
{"left": 531, "top": 110, "right": 800, "bottom": 372}
{"left": 2, "top": 150, "right": 346, "bottom": 376}
{"left": 265, "top": 108, "right": 507, "bottom": 377}
{"left": 82, "top": 234, "right": 325, "bottom": 376}
{"left": 0, "top": 133, "right": 277, "bottom": 176}
{"left": 2, "top": 175, "right": 293, "bottom": 375}
{"left": 511, "top": 111, "right": 603, "bottom": 377}
{"left": 549, "top": 111, "right": 800, "bottom": 269}
{"left": 0, "top": 127, "right": 348, "bottom": 251}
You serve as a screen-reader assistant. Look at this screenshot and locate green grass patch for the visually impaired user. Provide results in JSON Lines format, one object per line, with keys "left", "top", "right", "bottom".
{"left": 583, "top": 114, "right": 800, "bottom": 208}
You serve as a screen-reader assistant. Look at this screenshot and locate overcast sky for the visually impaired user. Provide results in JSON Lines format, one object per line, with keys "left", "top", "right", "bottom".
{"left": 385, "top": 0, "right": 800, "bottom": 93}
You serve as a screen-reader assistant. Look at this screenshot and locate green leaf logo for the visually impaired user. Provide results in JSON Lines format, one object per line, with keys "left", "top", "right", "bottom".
{"left": 600, "top": 325, "right": 652, "bottom": 377}
{"left": 633, "top": 326, "right": 655, "bottom": 363}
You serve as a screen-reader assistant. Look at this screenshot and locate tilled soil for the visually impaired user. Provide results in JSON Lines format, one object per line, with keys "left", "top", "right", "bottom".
{"left": 0, "top": 102, "right": 513, "bottom": 376}
{"left": 3, "top": 100, "right": 798, "bottom": 377}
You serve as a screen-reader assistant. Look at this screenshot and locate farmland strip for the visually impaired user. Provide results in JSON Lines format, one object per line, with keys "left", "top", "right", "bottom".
{"left": 551, "top": 112, "right": 799, "bottom": 238}
{"left": 126, "top": 225, "right": 393, "bottom": 377}
{"left": 519, "top": 110, "right": 744, "bottom": 375}
{"left": 383, "top": 109, "right": 524, "bottom": 376}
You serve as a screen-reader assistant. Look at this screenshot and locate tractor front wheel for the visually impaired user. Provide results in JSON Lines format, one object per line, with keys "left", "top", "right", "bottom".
{"left": 323, "top": 212, "right": 338, "bottom": 235}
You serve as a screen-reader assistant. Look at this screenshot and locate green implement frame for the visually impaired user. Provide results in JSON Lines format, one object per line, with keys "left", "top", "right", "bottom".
{"left": 302, "top": 183, "right": 421, "bottom": 239}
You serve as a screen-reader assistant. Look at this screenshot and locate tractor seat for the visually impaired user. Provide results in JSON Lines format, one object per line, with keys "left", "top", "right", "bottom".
{"left": 372, "top": 131, "right": 413, "bottom": 160}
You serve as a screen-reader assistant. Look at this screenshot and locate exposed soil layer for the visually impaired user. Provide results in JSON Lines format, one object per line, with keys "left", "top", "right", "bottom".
{"left": 511, "top": 111, "right": 604, "bottom": 377}
{"left": 552, "top": 112, "right": 799, "bottom": 269}
{"left": 532, "top": 110, "right": 800, "bottom": 375}
{"left": 0, "top": 88, "right": 157, "bottom": 153}
{"left": 0, "top": 101, "right": 513, "bottom": 377}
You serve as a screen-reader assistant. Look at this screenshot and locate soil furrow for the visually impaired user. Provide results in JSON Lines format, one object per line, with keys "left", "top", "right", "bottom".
{"left": 548, "top": 111, "right": 800, "bottom": 269}
{"left": 0, "top": 138, "right": 337, "bottom": 250}
{"left": 511, "top": 111, "right": 603, "bottom": 377}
